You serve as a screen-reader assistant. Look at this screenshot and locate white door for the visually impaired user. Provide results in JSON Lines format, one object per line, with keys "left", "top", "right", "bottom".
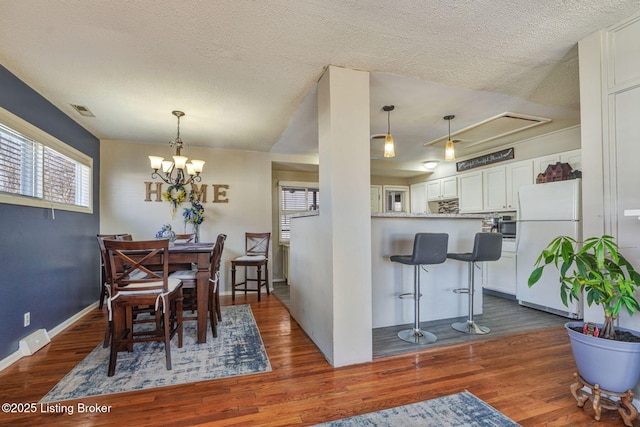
{"left": 516, "top": 220, "right": 582, "bottom": 317}
{"left": 518, "top": 180, "right": 580, "bottom": 221}
{"left": 370, "top": 185, "right": 382, "bottom": 213}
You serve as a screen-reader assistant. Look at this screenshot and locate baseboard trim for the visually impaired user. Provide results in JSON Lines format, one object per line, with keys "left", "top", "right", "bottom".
{"left": 0, "top": 301, "right": 99, "bottom": 372}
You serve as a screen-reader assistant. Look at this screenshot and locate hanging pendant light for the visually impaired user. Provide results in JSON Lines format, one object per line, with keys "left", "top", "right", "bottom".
{"left": 383, "top": 105, "right": 396, "bottom": 158}
{"left": 444, "top": 115, "right": 456, "bottom": 162}
{"left": 149, "top": 110, "right": 205, "bottom": 187}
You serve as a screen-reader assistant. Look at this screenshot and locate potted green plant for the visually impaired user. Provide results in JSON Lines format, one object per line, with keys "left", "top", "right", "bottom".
{"left": 529, "top": 234, "right": 640, "bottom": 393}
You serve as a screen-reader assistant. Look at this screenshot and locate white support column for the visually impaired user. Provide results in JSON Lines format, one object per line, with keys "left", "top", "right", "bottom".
{"left": 317, "top": 65, "right": 372, "bottom": 366}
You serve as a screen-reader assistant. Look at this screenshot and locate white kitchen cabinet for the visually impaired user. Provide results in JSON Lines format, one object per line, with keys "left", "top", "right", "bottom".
{"left": 458, "top": 171, "right": 483, "bottom": 212}
{"left": 482, "top": 161, "right": 533, "bottom": 211}
{"left": 410, "top": 182, "right": 428, "bottom": 213}
{"left": 426, "top": 176, "right": 457, "bottom": 201}
{"left": 483, "top": 251, "right": 517, "bottom": 296}
{"left": 560, "top": 149, "right": 582, "bottom": 170}
{"left": 533, "top": 154, "right": 561, "bottom": 176}
{"left": 483, "top": 166, "right": 507, "bottom": 211}
{"left": 533, "top": 150, "right": 581, "bottom": 177}
{"left": 441, "top": 176, "right": 458, "bottom": 199}
{"left": 426, "top": 180, "right": 442, "bottom": 201}
{"left": 506, "top": 160, "right": 534, "bottom": 209}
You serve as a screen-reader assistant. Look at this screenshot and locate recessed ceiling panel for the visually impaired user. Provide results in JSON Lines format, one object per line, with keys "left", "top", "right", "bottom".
{"left": 424, "top": 113, "right": 552, "bottom": 148}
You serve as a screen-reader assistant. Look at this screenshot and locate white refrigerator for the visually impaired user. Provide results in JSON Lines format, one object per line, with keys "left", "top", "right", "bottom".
{"left": 515, "top": 179, "right": 583, "bottom": 318}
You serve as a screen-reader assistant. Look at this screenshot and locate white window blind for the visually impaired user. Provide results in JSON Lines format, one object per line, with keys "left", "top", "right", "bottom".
{"left": 279, "top": 184, "right": 319, "bottom": 241}
{"left": 0, "top": 111, "right": 92, "bottom": 213}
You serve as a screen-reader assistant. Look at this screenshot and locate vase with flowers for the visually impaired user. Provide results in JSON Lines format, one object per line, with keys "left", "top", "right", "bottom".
{"left": 183, "top": 192, "right": 205, "bottom": 243}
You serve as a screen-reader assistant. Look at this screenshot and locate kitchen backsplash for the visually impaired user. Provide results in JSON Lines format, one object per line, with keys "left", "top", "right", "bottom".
{"left": 435, "top": 198, "right": 459, "bottom": 214}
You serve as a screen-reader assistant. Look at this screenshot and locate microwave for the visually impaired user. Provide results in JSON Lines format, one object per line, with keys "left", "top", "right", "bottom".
{"left": 498, "top": 218, "right": 516, "bottom": 237}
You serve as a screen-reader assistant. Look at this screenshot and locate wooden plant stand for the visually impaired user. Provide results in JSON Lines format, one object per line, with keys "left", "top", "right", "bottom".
{"left": 570, "top": 372, "right": 638, "bottom": 426}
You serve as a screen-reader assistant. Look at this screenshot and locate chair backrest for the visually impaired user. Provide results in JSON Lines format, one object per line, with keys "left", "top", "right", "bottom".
{"left": 175, "top": 233, "right": 196, "bottom": 243}
{"left": 97, "top": 234, "right": 133, "bottom": 285}
{"left": 245, "top": 232, "right": 270, "bottom": 257}
{"left": 97, "top": 235, "right": 115, "bottom": 287}
{"left": 210, "top": 234, "right": 227, "bottom": 282}
{"left": 471, "top": 232, "right": 503, "bottom": 262}
{"left": 411, "top": 233, "right": 449, "bottom": 265}
{"left": 103, "top": 239, "right": 171, "bottom": 294}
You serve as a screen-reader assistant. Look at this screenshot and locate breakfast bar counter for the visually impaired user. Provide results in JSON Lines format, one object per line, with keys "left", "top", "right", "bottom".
{"left": 371, "top": 213, "right": 487, "bottom": 328}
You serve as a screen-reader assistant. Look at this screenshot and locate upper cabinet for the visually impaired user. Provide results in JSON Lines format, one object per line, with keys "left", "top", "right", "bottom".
{"left": 427, "top": 149, "right": 580, "bottom": 214}
{"left": 410, "top": 182, "right": 428, "bottom": 213}
{"left": 482, "top": 160, "right": 534, "bottom": 211}
{"left": 458, "top": 171, "right": 483, "bottom": 212}
{"left": 483, "top": 166, "right": 507, "bottom": 211}
{"left": 426, "top": 176, "right": 457, "bottom": 201}
{"left": 533, "top": 149, "right": 582, "bottom": 176}
{"left": 506, "top": 161, "right": 534, "bottom": 210}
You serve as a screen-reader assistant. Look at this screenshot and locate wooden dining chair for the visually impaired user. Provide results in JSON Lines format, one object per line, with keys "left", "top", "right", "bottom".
{"left": 231, "top": 232, "right": 270, "bottom": 302}
{"left": 103, "top": 238, "right": 183, "bottom": 377}
{"left": 170, "top": 233, "right": 227, "bottom": 337}
{"left": 98, "top": 233, "right": 133, "bottom": 310}
{"left": 97, "top": 233, "right": 137, "bottom": 348}
{"left": 174, "top": 233, "right": 196, "bottom": 243}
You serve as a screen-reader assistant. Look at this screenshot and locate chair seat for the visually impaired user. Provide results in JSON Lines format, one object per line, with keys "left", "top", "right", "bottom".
{"left": 170, "top": 270, "right": 197, "bottom": 280}
{"left": 116, "top": 277, "right": 182, "bottom": 296}
{"left": 389, "top": 255, "right": 414, "bottom": 265}
{"left": 447, "top": 252, "right": 474, "bottom": 262}
{"left": 233, "top": 255, "right": 266, "bottom": 263}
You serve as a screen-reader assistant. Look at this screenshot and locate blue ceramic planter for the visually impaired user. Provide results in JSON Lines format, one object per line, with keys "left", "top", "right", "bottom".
{"left": 566, "top": 321, "right": 640, "bottom": 393}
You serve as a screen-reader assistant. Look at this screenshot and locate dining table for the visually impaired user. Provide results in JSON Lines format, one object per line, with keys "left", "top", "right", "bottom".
{"left": 168, "top": 242, "right": 215, "bottom": 343}
{"left": 124, "top": 241, "right": 215, "bottom": 343}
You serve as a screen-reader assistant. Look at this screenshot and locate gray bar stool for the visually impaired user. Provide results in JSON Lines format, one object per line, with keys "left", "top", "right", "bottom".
{"left": 390, "top": 233, "right": 448, "bottom": 344}
{"left": 448, "top": 232, "right": 503, "bottom": 334}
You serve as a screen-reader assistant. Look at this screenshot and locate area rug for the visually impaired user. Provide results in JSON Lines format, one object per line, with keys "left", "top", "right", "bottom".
{"left": 314, "top": 391, "right": 520, "bottom": 426}
{"left": 40, "top": 304, "right": 271, "bottom": 403}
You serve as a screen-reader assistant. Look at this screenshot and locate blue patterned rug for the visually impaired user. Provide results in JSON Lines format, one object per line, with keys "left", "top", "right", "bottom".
{"left": 40, "top": 304, "right": 271, "bottom": 403}
{"left": 314, "top": 391, "right": 520, "bottom": 426}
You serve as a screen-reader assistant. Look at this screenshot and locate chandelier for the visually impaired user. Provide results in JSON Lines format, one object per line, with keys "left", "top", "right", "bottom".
{"left": 148, "top": 111, "right": 205, "bottom": 187}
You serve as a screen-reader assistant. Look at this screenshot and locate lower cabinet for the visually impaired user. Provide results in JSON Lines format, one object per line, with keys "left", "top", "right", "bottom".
{"left": 483, "top": 251, "right": 516, "bottom": 296}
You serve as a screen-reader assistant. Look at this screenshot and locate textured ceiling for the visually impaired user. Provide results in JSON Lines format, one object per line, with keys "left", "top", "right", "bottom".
{"left": 0, "top": 1, "right": 639, "bottom": 176}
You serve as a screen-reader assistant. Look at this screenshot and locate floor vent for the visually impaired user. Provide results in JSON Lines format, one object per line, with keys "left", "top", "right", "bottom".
{"left": 19, "top": 329, "right": 51, "bottom": 356}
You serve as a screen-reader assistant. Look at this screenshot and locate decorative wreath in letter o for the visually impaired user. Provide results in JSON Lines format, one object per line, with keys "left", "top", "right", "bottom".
{"left": 162, "top": 185, "right": 187, "bottom": 218}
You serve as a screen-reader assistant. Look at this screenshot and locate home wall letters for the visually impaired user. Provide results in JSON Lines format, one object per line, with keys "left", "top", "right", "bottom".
{"left": 144, "top": 182, "right": 230, "bottom": 203}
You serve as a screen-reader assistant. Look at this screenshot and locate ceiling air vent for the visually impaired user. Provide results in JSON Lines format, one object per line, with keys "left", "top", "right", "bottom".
{"left": 424, "top": 112, "right": 551, "bottom": 148}
{"left": 70, "top": 104, "right": 95, "bottom": 117}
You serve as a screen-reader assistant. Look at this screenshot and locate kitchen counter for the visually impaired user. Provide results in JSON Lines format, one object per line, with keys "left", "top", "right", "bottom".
{"left": 371, "top": 215, "right": 485, "bottom": 328}
{"left": 372, "top": 212, "right": 489, "bottom": 219}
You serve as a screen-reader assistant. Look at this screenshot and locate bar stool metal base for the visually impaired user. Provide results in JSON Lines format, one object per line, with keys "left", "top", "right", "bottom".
{"left": 398, "top": 328, "right": 438, "bottom": 344}
{"left": 451, "top": 320, "right": 490, "bottom": 335}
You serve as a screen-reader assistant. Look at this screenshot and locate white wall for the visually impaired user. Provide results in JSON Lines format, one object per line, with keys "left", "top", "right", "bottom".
{"left": 101, "top": 139, "right": 273, "bottom": 295}
{"left": 290, "top": 65, "right": 373, "bottom": 367}
{"left": 579, "top": 12, "right": 640, "bottom": 329}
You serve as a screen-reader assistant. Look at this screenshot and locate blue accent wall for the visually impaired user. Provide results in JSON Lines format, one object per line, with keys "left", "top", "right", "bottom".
{"left": 0, "top": 65, "right": 100, "bottom": 360}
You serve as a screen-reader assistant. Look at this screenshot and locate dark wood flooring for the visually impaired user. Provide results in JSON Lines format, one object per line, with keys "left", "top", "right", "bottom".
{"left": 271, "top": 282, "right": 570, "bottom": 358}
{"left": 0, "top": 292, "right": 631, "bottom": 426}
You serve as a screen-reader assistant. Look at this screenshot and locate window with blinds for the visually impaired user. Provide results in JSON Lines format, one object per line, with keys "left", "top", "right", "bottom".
{"left": 279, "top": 184, "right": 319, "bottom": 241}
{"left": 0, "top": 114, "right": 92, "bottom": 212}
